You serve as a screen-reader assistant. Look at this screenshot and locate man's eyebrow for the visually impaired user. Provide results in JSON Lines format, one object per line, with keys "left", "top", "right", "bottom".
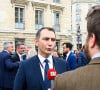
{"left": 42, "top": 37, "right": 56, "bottom": 40}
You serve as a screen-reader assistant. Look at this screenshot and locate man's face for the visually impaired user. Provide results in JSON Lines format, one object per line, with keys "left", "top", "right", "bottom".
{"left": 35, "top": 29, "right": 56, "bottom": 58}
{"left": 17, "top": 45, "right": 25, "bottom": 55}
{"left": 7, "top": 44, "right": 14, "bottom": 54}
{"left": 53, "top": 51, "right": 59, "bottom": 57}
{"left": 26, "top": 47, "right": 32, "bottom": 54}
{"left": 63, "top": 44, "right": 68, "bottom": 54}
{"left": 84, "top": 37, "right": 91, "bottom": 61}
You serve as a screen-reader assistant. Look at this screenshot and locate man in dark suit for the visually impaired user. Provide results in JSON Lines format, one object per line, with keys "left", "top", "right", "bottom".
{"left": 13, "top": 27, "right": 69, "bottom": 90}
{"left": 62, "top": 42, "right": 77, "bottom": 70}
{"left": 12, "top": 42, "right": 26, "bottom": 62}
{"left": 0, "top": 42, "right": 19, "bottom": 90}
{"left": 78, "top": 45, "right": 89, "bottom": 67}
{"left": 53, "top": 5, "right": 100, "bottom": 90}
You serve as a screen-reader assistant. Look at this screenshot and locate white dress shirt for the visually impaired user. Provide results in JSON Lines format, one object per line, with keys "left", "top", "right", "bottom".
{"left": 38, "top": 54, "right": 53, "bottom": 80}
{"left": 66, "top": 51, "right": 71, "bottom": 61}
{"left": 17, "top": 52, "right": 23, "bottom": 61}
{"left": 92, "top": 53, "right": 100, "bottom": 60}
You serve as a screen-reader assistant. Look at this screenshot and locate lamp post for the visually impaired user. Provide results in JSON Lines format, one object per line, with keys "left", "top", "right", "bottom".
{"left": 76, "top": 25, "right": 82, "bottom": 49}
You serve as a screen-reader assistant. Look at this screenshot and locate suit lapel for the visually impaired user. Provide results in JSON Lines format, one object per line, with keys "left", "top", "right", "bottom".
{"left": 22, "top": 54, "right": 26, "bottom": 60}
{"left": 52, "top": 56, "right": 59, "bottom": 73}
{"left": 34, "top": 56, "right": 45, "bottom": 90}
{"left": 67, "top": 52, "right": 72, "bottom": 62}
{"left": 16, "top": 53, "right": 20, "bottom": 61}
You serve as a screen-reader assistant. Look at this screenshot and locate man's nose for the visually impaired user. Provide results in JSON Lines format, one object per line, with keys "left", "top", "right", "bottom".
{"left": 48, "top": 40, "right": 53, "bottom": 45}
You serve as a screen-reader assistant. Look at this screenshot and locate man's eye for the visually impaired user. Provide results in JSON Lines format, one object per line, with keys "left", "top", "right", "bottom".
{"left": 51, "top": 39, "right": 56, "bottom": 41}
{"left": 44, "top": 38, "right": 49, "bottom": 40}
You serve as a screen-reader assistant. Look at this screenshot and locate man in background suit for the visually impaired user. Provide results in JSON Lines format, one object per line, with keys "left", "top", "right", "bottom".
{"left": 78, "top": 45, "right": 89, "bottom": 67}
{"left": 62, "top": 42, "right": 77, "bottom": 70}
{"left": 53, "top": 5, "right": 100, "bottom": 90}
{"left": 0, "top": 42, "right": 19, "bottom": 90}
{"left": 13, "top": 27, "right": 69, "bottom": 90}
{"left": 12, "top": 42, "right": 26, "bottom": 62}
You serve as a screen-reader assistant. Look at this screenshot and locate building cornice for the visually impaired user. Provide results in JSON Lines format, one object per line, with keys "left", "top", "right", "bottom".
{"left": 31, "top": 0, "right": 48, "bottom": 8}
{"left": 11, "top": 0, "right": 28, "bottom": 5}
{"left": 72, "top": 1, "right": 99, "bottom": 4}
{"left": 0, "top": 29, "right": 36, "bottom": 34}
{"left": 50, "top": 3, "right": 64, "bottom": 11}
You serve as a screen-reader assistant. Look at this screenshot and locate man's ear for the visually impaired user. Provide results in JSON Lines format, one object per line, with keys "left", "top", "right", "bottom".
{"left": 34, "top": 38, "right": 38, "bottom": 47}
{"left": 90, "top": 34, "right": 96, "bottom": 48}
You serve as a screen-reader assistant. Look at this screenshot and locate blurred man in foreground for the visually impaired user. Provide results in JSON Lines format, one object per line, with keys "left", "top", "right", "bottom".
{"left": 53, "top": 5, "right": 100, "bottom": 90}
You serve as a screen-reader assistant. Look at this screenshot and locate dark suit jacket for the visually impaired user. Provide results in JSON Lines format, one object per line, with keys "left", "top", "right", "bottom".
{"left": 12, "top": 52, "right": 26, "bottom": 62}
{"left": 0, "top": 51, "right": 19, "bottom": 88}
{"left": 78, "top": 51, "right": 89, "bottom": 67}
{"left": 53, "top": 57, "right": 100, "bottom": 90}
{"left": 13, "top": 55, "right": 69, "bottom": 90}
{"left": 67, "top": 52, "right": 77, "bottom": 70}
{"left": 0, "top": 52, "right": 4, "bottom": 87}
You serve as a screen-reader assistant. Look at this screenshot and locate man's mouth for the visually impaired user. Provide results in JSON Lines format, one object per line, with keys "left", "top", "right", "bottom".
{"left": 47, "top": 48, "right": 52, "bottom": 51}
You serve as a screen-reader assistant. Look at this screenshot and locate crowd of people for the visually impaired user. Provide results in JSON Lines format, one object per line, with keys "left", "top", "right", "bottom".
{"left": 0, "top": 5, "right": 100, "bottom": 90}
{"left": 0, "top": 41, "right": 37, "bottom": 90}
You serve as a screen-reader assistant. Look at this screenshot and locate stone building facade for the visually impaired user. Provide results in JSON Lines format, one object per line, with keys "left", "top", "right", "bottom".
{"left": 0, "top": 0, "right": 72, "bottom": 53}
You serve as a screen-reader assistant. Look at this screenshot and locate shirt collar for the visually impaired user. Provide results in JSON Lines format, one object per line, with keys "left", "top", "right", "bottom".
{"left": 4, "top": 50, "right": 9, "bottom": 53}
{"left": 38, "top": 54, "right": 53, "bottom": 64}
{"left": 67, "top": 51, "right": 71, "bottom": 58}
{"left": 17, "top": 52, "right": 22, "bottom": 57}
{"left": 92, "top": 53, "right": 100, "bottom": 60}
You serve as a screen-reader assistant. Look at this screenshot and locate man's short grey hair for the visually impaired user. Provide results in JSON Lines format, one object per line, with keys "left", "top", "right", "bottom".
{"left": 3, "top": 41, "right": 13, "bottom": 50}
{"left": 16, "top": 42, "right": 24, "bottom": 48}
{"left": 36, "top": 27, "right": 56, "bottom": 40}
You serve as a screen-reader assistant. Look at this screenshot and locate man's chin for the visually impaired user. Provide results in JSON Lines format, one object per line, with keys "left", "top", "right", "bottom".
{"left": 46, "top": 51, "right": 52, "bottom": 55}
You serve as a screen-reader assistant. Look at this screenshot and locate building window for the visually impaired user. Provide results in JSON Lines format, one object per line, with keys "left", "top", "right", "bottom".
{"left": 76, "top": 14, "right": 81, "bottom": 21}
{"left": 76, "top": 4, "right": 81, "bottom": 11}
{"left": 88, "top": 4, "right": 92, "bottom": 11}
{"left": 56, "top": 40, "right": 60, "bottom": 51}
{"left": 35, "top": 9, "right": 44, "bottom": 30}
{"left": 96, "top": 0, "right": 100, "bottom": 2}
{"left": 53, "top": 12, "right": 60, "bottom": 32}
{"left": 76, "top": 24, "right": 80, "bottom": 31}
{"left": 53, "top": 0, "right": 60, "bottom": 3}
{"left": 15, "top": 6, "right": 24, "bottom": 29}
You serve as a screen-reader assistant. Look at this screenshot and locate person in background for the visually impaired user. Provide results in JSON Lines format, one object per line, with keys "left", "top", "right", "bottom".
{"left": 0, "top": 42, "right": 19, "bottom": 90}
{"left": 53, "top": 5, "right": 100, "bottom": 90}
{"left": 26, "top": 46, "right": 32, "bottom": 54}
{"left": 62, "top": 42, "right": 77, "bottom": 70}
{"left": 12, "top": 42, "right": 26, "bottom": 62}
{"left": 53, "top": 49, "right": 61, "bottom": 58}
{"left": 13, "top": 27, "right": 69, "bottom": 90}
{"left": 78, "top": 45, "right": 89, "bottom": 67}
{"left": 27, "top": 48, "right": 37, "bottom": 59}
{"left": 74, "top": 50, "right": 79, "bottom": 66}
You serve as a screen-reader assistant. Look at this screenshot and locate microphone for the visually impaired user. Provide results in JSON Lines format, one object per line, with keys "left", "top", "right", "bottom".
{"left": 47, "top": 69, "right": 57, "bottom": 89}
{"left": 47, "top": 69, "right": 57, "bottom": 80}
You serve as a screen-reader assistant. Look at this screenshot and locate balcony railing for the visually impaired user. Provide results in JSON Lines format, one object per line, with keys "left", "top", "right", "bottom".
{"left": 15, "top": 23, "right": 25, "bottom": 29}
{"left": 35, "top": 24, "right": 43, "bottom": 30}
{"left": 53, "top": 24, "right": 60, "bottom": 32}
